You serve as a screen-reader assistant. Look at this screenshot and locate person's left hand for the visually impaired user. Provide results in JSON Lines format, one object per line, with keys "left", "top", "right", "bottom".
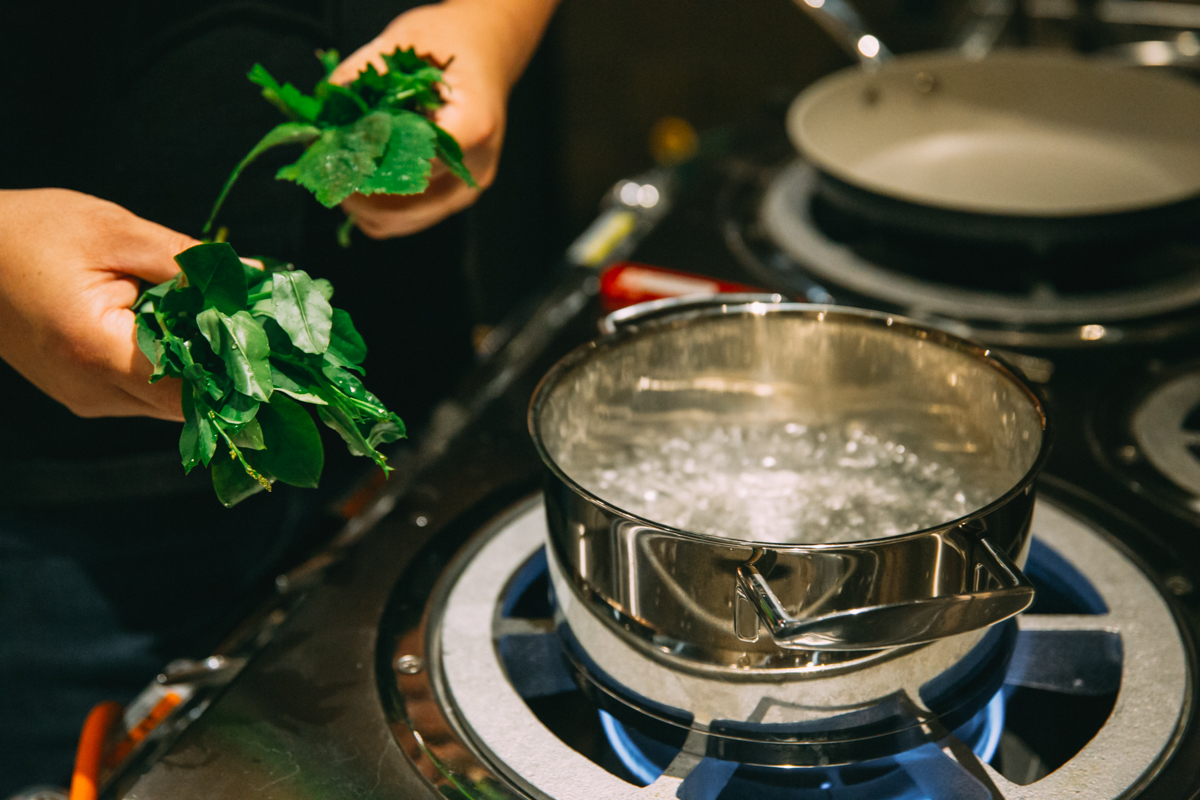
{"left": 330, "top": 0, "right": 540, "bottom": 239}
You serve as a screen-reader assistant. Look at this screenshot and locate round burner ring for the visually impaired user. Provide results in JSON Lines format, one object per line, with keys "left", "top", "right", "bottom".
{"left": 399, "top": 496, "right": 1189, "bottom": 799}
{"left": 761, "top": 162, "right": 1200, "bottom": 326}
{"left": 1132, "top": 372, "right": 1200, "bottom": 497}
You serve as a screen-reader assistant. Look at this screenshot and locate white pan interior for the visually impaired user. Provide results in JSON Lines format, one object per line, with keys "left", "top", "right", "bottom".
{"left": 788, "top": 50, "right": 1200, "bottom": 217}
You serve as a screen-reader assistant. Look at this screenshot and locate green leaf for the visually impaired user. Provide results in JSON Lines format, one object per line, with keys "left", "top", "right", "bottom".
{"left": 175, "top": 244, "right": 247, "bottom": 315}
{"left": 322, "top": 364, "right": 389, "bottom": 417}
{"left": 432, "top": 122, "right": 476, "bottom": 188}
{"left": 135, "top": 315, "right": 167, "bottom": 379}
{"left": 318, "top": 402, "right": 381, "bottom": 464}
{"left": 315, "top": 82, "right": 370, "bottom": 126}
{"left": 182, "top": 359, "right": 224, "bottom": 399}
{"left": 313, "top": 278, "right": 334, "bottom": 302}
{"left": 368, "top": 414, "right": 407, "bottom": 447}
{"left": 214, "top": 391, "right": 260, "bottom": 425}
{"left": 271, "top": 271, "right": 333, "bottom": 354}
{"left": 197, "top": 308, "right": 273, "bottom": 401}
{"left": 270, "top": 361, "right": 328, "bottom": 405}
{"left": 134, "top": 275, "right": 180, "bottom": 312}
{"left": 160, "top": 285, "right": 204, "bottom": 323}
{"left": 326, "top": 308, "right": 366, "bottom": 369}
{"left": 250, "top": 295, "right": 275, "bottom": 317}
{"left": 212, "top": 453, "right": 268, "bottom": 507}
{"left": 317, "top": 48, "right": 341, "bottom": 77}
{"left": 275, "top": 112, "right": 393, "bottom": 207}
{"left": 248, "top": 64, "right": 320, "bottom": 122}
{"left": 347, "top": 63, "right": 388, "bottom": 107}
{"left": 230, "top": 419, "right": 266, "bottom": 450}
{"left": 204, "top": 122, "right": 322, "bottom": 234}
{"left": 358, "top": 111, "right": 436, "bottom": 196}
{"left": 180, "top": 388, "right": 219, "bottom": 472}
{"left": 382, "top": 47, "right": 440, "bottom": 78}
{"left": 254, "top": 394, "right": 324, "bottom": 488}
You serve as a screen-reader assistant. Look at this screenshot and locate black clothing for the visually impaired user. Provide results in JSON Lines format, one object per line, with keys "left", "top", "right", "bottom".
{"left": 0, "top": 1, "right": 475, "bottom": 790}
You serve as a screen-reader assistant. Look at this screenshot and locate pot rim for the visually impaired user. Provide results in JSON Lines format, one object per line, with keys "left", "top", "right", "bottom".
{"left": 528, "top": 301, "right": 1053, "bottom": 551}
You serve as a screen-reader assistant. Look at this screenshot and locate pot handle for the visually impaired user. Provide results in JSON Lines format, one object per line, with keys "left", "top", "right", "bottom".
{"left": 735, "top": 537, "right": 1035, "bottom": 651}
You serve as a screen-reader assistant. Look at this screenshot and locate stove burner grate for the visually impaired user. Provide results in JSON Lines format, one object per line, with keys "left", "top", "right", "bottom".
{"left": 722, "top": 161, "right": 1200, "bottom": 347}
{"left": 386, "top": 496, "right": 1189, "bottom": 799}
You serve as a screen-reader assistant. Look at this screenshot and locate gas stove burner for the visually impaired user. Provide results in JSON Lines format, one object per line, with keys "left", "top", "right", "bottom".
{"left": 1132, "top": 371, "right": 1200, "bottom": 498}
{"left": 383, "top": 494, "right": 1190, "bottom": 799}
{"left": 726, "top": 161, "right": 1200, "bottom": 347}
{"left": 1091, "top": 360, "right": 1200, "bottom": 521}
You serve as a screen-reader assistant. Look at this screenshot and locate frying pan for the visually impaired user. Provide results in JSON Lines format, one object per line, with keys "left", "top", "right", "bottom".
{"left": 788, "top": 1, "right": 1200, "bottom": 250}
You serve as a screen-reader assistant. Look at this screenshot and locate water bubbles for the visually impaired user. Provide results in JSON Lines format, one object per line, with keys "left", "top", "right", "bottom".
{"left": 561, "top": 421, "right": 989, "bottom": 545}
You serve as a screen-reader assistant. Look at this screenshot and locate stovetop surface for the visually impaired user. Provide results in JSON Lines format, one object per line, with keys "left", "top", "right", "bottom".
{"left": 115, "top": 109, "right": 1200, "bottom": 798}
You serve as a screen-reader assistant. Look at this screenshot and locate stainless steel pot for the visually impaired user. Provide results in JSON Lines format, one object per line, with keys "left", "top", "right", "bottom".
{"left": 529, "top": 303, "right": 1049, "bottom": 674}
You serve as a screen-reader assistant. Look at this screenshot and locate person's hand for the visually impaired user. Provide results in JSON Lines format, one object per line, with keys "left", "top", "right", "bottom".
{"left": 330, "top": 0, "right": 555, "bottom": 239}
{"left": 0, "top": 189, "right": 199, "bottom": 421}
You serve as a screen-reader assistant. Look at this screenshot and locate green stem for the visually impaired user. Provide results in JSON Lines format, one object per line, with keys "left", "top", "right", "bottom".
{"left": 152, "top": 310, "right": 196, "bottom": 367}
{"left": 211, "top": 413, "right": 272, "bottom": 490}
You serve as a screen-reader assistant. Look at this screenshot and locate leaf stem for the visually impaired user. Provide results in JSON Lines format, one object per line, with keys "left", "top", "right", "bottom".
{"left": 211, "top": 412, "right": 272, "bottom": 490}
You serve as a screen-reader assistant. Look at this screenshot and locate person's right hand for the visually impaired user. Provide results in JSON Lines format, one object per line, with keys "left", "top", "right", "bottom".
{"left": 0, "top": 189, "right": 199, "bottom": 421}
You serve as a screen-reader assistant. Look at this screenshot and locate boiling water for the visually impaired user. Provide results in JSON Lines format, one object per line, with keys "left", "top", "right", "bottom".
{"left": 561, "top": 421, "right": 992, "bottom": 544}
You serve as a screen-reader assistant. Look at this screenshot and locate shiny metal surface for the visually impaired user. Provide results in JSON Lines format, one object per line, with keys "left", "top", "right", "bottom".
{"left": 417, "top": 495, "right": 1190, "bottom": 798}
{"left": 787, "top": 0, "right": 891, "bottom": 68}
{"left": 788, "top": 50, "right": 1200, "bottom": 217}
{"left": 531, "top": 304, "right": 1048, "bottom": 663}
{"left": 734, "top": 534, "right": 1033, "bottom": 650}
{"left": 599, "top": 293, "right": 786, "bottom": 335}
{"left": 762, "top": 161, "right": 1200, "bottom": 330}
{"left": 1132, "top": 371, "right": 1200, "bottom": 496}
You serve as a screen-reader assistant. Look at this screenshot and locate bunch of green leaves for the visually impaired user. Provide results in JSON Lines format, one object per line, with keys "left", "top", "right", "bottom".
{"left": 204, "top": 47, "right": 476, "bottom": 238}
{"left": 135, "top": 242, "right": 405, "bottom": 507}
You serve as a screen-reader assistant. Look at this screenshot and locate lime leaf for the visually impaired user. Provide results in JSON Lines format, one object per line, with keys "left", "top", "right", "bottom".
{"left": 271, "top": 270, "right": 332, "bottom": 354}
{"left": 327, "top": 308, "right": 366, "bottom": 366}
{"left": 313, "top": 278, "right": 333, "bottom": 302}
{"left": 212, "top": 454, "right": 268, "bottom": 507}
{"left": 213, "top": 391, "right": 260, "bottom": 425}
{"left": 181, "top": 388, "right": 219, "bottom": 472}
{"left": 230, "top": 418, "right": 266, "bottom": 451}
{"left": 358, "top": 111, "right": 436, "bottom": 196}
{"left": 368, "top": 414, "right": 407, "bottom": 447}
{"left": 254, "top": 394, "right": 324, "bottom": 488}
{"left": 197, "top": 308, "right": 273, "bottom": 401}
{"left": 135, "top": 315, "right": 166, "bottom": 379}
{"left": 175, "top": 243, "right": 247, "bottom": 315}
{"left": 270, "top": 362, "right": 327, "bottom": 405}
{"left": 276, "top": 112, "right": 392, "bottom": 207}
{"left": 322, "top": 364, "right": 389, "bottom": 417}
{"left": 318, "top": 402, "right": 381, "bottom": 466}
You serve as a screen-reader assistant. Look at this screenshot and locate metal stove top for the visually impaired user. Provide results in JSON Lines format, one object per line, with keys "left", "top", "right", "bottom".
{"left": 392, "top": 494, "right": 1187, "bottom": 800}
{"left": 110, "top": 108, "right": 1200, "bottom": 799}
